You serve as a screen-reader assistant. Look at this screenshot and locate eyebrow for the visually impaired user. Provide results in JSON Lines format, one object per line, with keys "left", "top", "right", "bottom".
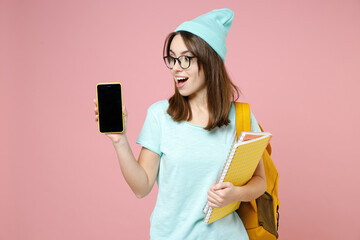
{"left": 169, "top": 49, "right": 191, "bottom": 55}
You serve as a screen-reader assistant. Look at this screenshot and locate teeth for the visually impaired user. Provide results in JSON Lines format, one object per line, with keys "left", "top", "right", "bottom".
{"left": 176, "top": 77, "right": 188, "bottom": 81}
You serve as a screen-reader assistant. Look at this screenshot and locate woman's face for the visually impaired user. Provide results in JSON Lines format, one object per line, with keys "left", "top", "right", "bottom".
{"left": 169, "top": 34, "right": 206, "bottom": 98}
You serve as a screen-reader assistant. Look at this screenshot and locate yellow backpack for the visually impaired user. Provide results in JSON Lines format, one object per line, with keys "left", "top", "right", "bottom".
{"left": 234, "top": 102, "right": 280, "bottom": 240}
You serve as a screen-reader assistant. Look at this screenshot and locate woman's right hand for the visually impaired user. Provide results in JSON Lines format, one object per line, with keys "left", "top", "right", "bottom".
{"left": 93, "top": 98, "right": 128, "bottom": 144}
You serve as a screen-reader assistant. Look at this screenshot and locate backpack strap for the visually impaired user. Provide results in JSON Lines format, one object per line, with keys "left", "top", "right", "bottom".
{"left": 234, "top": 102, "right": 258, "bottom": 213}
{"left": 234, "top": 102, "right": 251, "bottom": 139}
{"left": 235, "top": 102, "right": 272, "bottom": 155}
{"left": 259, "top": 124, "right": 272, "bottom": 155}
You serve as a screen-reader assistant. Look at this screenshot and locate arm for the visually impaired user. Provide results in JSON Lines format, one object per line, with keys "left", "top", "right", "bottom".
{"left": 94, "top": 99, "right": 160, "bottom": 199}
{"left": 207, "top": 157, "right": 266, "bottom": 208}
{"left": 112, "top": 139, "right": 160, "bottom": 199}
{"left": 236, "top": 157, "right": 266, "bottom": 201}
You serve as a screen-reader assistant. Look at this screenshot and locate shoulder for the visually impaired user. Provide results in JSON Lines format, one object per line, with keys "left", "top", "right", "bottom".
{"left": 145, "top": 100, "right": 170, "bottom": 123}
{"left": 147, "top": 100, "right": 169, "bottom": 114}
{"left": 250, "top": 110, "right": 262, "bottom": 132}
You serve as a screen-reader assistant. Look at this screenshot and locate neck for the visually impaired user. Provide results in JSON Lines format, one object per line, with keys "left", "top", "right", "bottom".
{"left": 188, "top": 87, "right": 208, "bottom": 112}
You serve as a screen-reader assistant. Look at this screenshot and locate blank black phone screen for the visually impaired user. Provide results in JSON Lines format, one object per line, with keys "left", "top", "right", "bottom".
{"left": 97, "top": 83, "right": 123, "bottom": 133}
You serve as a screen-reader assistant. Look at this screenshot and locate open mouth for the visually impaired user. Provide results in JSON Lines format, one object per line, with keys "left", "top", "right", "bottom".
{"left": 176, "top": 77, "right": 189, "bottom": 88}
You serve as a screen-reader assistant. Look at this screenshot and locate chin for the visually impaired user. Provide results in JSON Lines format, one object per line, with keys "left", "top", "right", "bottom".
{"left": 177, "top": 89, "right": 193, "bottom": 97}
{"left": 178, "top": 92, "right": 190, "bottom": 97}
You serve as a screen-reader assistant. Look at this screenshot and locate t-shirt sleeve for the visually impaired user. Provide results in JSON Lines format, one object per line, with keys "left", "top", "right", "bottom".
{"left": 250, "top": 111, "right": 262, "bottom": 133}
{"left": 136, "top": 105, "right": 162, "bottom": 157}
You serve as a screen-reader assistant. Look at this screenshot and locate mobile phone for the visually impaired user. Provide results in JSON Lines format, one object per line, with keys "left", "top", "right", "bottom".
{"left": 96, "top": 83, "right": 124, "bottom": 133}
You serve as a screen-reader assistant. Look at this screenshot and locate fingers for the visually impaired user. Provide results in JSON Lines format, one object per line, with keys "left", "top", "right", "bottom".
{"left": 122, "top": 106, "right": 127, "bottom": 119}
{"left": 213, "top": 182, "right": 233, "bottom": 190}
{"left": 207, "top": 184, "right": 225, "bottom": 208}
{"left": 207, "top": 196, "right": 222, "bottom": 208}
{"left": 207, "top": 182, "right": 235, "bottom": 208}
{"left": 122, "top": 106, "right": 127, "bottom": 127}
{"left": 208, "top": 186, "right": 225, "bottom": 199}
{"left": 93, "top": 99, "right": 98, "bottom": 122}
{"left": 207, "top": 195, "right": 225, "bottom": 208}
{"left": 93, "top": 99, "right": 98, "bottom": 114}
{"left": 207, "top": 189, "right": 224, "bottom": 208}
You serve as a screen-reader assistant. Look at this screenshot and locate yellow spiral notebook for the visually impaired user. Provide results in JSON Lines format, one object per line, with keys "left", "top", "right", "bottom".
{"left": 203, "top": 131, "right": 272, "bottom": 224}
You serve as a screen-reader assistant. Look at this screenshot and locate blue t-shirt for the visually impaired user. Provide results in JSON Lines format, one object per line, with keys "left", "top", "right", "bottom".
{"left": 136, "top": 100, "right": 261, "bottom": 240}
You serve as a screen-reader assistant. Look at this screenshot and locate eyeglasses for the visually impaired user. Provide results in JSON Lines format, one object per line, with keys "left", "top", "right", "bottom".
{"left": 163, "top": 55, "right": 196, "bottom": 69}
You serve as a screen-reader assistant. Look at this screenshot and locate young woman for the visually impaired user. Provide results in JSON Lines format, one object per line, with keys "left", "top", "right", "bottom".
{"left": 94, "top": 8, "right": 266, "bottom": 240}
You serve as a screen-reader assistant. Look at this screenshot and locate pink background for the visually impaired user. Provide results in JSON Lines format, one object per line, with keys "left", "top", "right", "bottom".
{"left": 1, "top": 0, "right": 360, "bottom": 239}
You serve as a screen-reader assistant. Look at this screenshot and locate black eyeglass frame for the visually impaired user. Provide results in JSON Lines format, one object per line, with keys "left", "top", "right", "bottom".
{"left": 163, "top": 55, "right": 196, "bottom": 69}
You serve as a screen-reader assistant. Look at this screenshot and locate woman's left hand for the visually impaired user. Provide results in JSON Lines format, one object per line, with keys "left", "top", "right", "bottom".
{"left": 207, "top": 182, "right": 239, "bottom": 208}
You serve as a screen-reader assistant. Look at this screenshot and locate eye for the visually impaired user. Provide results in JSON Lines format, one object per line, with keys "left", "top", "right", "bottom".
{"left": 164, "top": 56, "right": 176, "bottom": 68}
{"left": 165, "top": 56, "right": 174, "bottom": 64}
{"left": 180, "top": 56, "right": 192, "bottom": 64}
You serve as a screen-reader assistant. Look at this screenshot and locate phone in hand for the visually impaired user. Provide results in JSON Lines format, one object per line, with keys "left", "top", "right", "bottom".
{"left": 96, "top": 83, "right": 124, "bottom": 133}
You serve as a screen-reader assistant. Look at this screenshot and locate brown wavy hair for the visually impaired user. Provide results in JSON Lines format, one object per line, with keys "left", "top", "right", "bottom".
{"left": 163, "top": 31, "right": 240, "bottom": 131}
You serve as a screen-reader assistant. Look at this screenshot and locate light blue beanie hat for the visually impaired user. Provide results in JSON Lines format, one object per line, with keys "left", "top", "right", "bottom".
{"left": 175, "top": 8, "right": 234, "bottom": 62}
